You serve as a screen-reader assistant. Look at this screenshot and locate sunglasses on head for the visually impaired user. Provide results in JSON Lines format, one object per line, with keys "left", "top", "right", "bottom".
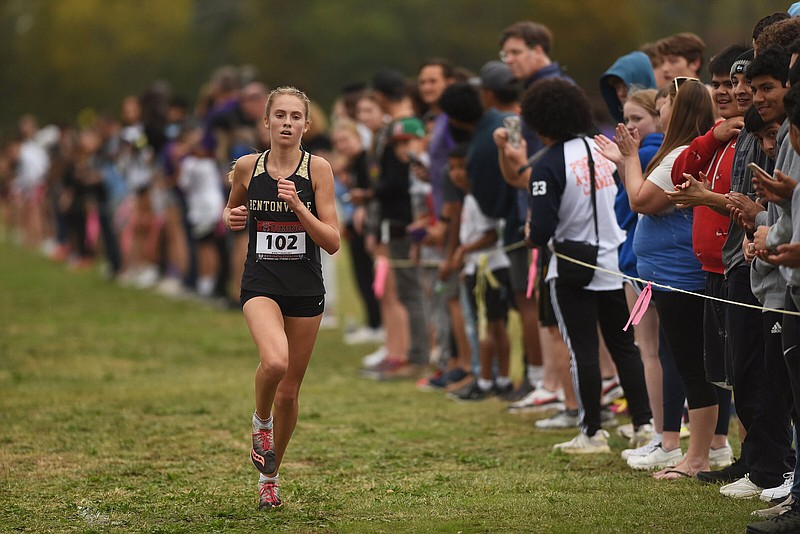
{"left": 672, "top": 76, "right": 701, "bottom": 92}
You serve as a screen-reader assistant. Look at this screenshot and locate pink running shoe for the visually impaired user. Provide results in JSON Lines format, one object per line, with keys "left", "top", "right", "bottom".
{"left": 251, "top": 427, "right": 276, "bottom": 475}
{"left": 258, "top": 478, "right": 283, "bottom": 510}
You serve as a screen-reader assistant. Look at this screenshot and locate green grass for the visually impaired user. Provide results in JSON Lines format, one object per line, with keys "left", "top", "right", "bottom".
{"left": 0, "top": 239, "right": 764, "bottom": 533}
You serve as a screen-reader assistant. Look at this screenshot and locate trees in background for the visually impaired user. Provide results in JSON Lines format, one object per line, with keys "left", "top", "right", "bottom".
{"left": 0, "top": 0, "right": 788, "bottom": 128}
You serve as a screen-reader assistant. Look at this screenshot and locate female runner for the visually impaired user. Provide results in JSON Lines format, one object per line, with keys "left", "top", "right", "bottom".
{"left": 223, "top": 86, "right": 339, "bottom": 509}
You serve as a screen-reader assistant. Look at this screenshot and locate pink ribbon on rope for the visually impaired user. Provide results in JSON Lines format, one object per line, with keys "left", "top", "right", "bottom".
{"left": 623, "top": 282, "right": 652, "bottom": 331}
{"left": 525, "top": 248, "right": 539, "bottom": 299}
{"left": 373, "top": 256, "right": 389, "bottom": 298}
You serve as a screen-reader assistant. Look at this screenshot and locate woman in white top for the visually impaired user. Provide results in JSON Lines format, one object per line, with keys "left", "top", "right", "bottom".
{"left": 597, "top": 79, "right": 727, "bottom": 480}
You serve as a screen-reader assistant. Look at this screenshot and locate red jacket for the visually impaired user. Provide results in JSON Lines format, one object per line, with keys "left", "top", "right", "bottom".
{"left": 670, "top": 121, "right": 735, "bottom": 274}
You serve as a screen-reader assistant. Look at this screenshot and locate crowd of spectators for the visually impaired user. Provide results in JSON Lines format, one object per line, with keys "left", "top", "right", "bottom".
{"left": 6, "top": 10, "right": 800, "bottom": 532}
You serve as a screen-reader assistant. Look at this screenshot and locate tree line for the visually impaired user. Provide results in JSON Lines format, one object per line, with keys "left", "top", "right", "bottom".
{"left": 1, "top": 0, "right": 789, "bottom": 130}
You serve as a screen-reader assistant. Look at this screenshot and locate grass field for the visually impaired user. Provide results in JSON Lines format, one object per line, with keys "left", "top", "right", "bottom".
{"left": 0, "top": 239, "right": 766, "bottom": 533}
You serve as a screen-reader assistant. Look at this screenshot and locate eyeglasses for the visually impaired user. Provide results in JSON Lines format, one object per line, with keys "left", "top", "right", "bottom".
{"left": 499, "top": 48, "right": 529, "bottom": 63}
{"left": 672, "top": 76, "right": 701, "bottom": 92}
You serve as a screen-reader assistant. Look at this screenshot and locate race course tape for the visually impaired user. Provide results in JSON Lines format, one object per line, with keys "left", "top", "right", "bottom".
{"left": 382, "top": 239, "right": 800, "bottom": 317}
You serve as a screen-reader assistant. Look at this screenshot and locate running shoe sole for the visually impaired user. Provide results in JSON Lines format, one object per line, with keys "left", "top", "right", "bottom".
{"left": 252, "top": 429, "right": 277, "bottom": 475}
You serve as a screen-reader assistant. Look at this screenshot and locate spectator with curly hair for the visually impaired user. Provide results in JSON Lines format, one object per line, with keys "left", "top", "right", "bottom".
{"left": 523, "top": 78, "right": 652, "bottom": 454}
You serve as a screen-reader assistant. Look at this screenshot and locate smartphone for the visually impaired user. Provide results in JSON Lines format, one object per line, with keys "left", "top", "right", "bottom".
{"left": 504, "top": 116, "right": 522, "bottom": 148}
{"left": 748, "top": 162, "right": 773, "bottom": 180}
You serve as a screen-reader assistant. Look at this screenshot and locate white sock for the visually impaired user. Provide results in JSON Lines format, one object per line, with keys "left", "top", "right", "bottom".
{"left": 527, "top": 365, "right": 543, "bottom": 385}
{"left": 495, "top": 375, "right": 511, "bottom": 388}
{"left": 197, "top": 275, "right": 215, "bottom": 297}
{"left": 253, "top": 412, "right": 273, "bottom": 432}
{"left": 653, "top": 432, "right": 663, "bottom": 444}
{"left": 477, "top": 378, "right": 494, "bottom": 391}
{"left": 259, "top": 473, "right": 279, "bottom": 484}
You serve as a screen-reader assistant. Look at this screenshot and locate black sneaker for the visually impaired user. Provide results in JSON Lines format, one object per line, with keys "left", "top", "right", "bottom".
{"left": 747, "top": 505, "right": 800, "bottom": 533}
{"left": 427, "top": 367, "right": 468, "bottom": 389}
{"left": 696, "top": 456, "right": 747, "bottom": 484}
{"left": 499, "top": 380, "right": 534, "bottom": 402}
{"left": 447, "top": 380, "right": 493, "bottom": 401}
{"left": 494, "top": 382, "right": 514, "bottom": 398}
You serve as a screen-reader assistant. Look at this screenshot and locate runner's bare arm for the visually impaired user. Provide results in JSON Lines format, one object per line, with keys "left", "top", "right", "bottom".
{"left": 293, "top": 155, "right": 339, "bottom": 255}
{"left": 224, "top": 154, "right": 258, "bottom": 231}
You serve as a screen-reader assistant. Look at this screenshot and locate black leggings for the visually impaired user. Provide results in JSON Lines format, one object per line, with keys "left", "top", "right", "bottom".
{"left": 346, "top": 223, "right": 381, "bottom": 329}
{"left": 652, "top": 290, "right": 718, "bottom": 410}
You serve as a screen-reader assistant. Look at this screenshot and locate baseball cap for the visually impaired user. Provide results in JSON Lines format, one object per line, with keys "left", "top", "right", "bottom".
{"left": 391, "top": 117, "right": 426, "bottom": 140}
{"left": 480, "top": 60, "right": 515, "bottom": 91}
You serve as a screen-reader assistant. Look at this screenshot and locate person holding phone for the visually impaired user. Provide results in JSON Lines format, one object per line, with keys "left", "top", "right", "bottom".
{"left": 746, "top": 60, "right": 800, "bottom": 534}
{"left": 718, "top": 46, "right": 794, "bottom": 500}
{"left": 223, "top": 86, "right": 340, "bottom": 510}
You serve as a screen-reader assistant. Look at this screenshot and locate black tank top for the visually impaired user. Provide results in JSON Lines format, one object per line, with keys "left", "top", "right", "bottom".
{"left": 241, "top": 149, "right": 324, "bottom": 296}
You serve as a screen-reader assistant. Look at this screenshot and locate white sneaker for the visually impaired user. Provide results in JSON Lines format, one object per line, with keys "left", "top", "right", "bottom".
{"left": 621, "top": 438, "right": 660, "bottom": 461}
{"left": 156, "top": 276, "right": 184, "bottom": 297}
{"left": 508, "top": 382, "right": 564, "bottom": 413}
{"left": 535, "top": 409, "right": 579, "bottom": 429}
{"left": 134, "top": 264, "right": 159, "bottom": 289}
{"left": 708, "top": 442, "right": 733, "bottom": 469}
{"left": 626, "top": 445, "right": 683, "bottom": 470}
{"left": 616, "top": 423, "right": 634, "bottom": 440}
{"left": 553, "top": 430, "right": 611, "bottom": 454}
{"left": 629, "top": 423, "right": 655, "bottom": 448}
{"left": 361, "top": 346, "right": 387, "bottom": 368}
{"left": 344, "top": 326, "right": 384, "bottom": 345}
{"left": 753, "top": 495, "right": 795, "bottom": 518}
{"left": 720, "top": 474, "right": 764, "bottom": 499}
{"left": 116, "top": 268, "right": 139, "bottom": 287}
{"left": 40, "top": 238, "right": 57, "bottom": 257}
{"left": 601, "top": 376, "right": 623, "bottom": 406}
{"left": 761, "top": 472, "right": 795, "bottom": 502}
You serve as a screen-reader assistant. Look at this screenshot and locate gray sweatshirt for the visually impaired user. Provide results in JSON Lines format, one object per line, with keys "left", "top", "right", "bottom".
{"left": 782, "top": 183, "right": 800, "bottom": 287}
{"left": 751, "top": 202, "right": 785, "bottom": 308}
{"left": 751, "top": 123, "right": 788, "bottom": 309}
{"left": 766, "top": 122, "right": 796, "bottom": 261}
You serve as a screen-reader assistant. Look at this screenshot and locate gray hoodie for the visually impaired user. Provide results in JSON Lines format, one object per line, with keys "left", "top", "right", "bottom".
{"left": 751, "top": 123, "right": 790, "bottom": 309}
{"left": 765, "top": 121, "right": 796, "bottom": 260}
{"left": 752, "top": 202, "right": 785, "bottom": 308}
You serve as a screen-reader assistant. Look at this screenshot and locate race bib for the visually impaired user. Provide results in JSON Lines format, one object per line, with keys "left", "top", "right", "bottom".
{"left": 256, "top": 221, "right": 306, "bottom": 260}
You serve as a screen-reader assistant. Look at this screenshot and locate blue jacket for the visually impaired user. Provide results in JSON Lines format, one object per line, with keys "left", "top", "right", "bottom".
{"left": 615, "top": 132, "right": 663, "bottom": 278}
{"left": 600, "top": 52, "right": 657, "bottom": 123}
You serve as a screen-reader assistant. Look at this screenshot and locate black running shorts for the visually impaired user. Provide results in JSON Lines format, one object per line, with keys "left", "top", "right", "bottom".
{"left": 240, "top": 290, "right": 325, "bottom": 317}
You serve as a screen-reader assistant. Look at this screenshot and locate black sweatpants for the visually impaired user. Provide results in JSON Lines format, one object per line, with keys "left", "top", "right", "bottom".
{"left": 550, "top": 280, "right": 651, "bottom": 437}
{"left": 784, "top": 287, "right": 800, "bottom": 502}
{"left": 727, "top": 266, "right": 792, "bottom": 488}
